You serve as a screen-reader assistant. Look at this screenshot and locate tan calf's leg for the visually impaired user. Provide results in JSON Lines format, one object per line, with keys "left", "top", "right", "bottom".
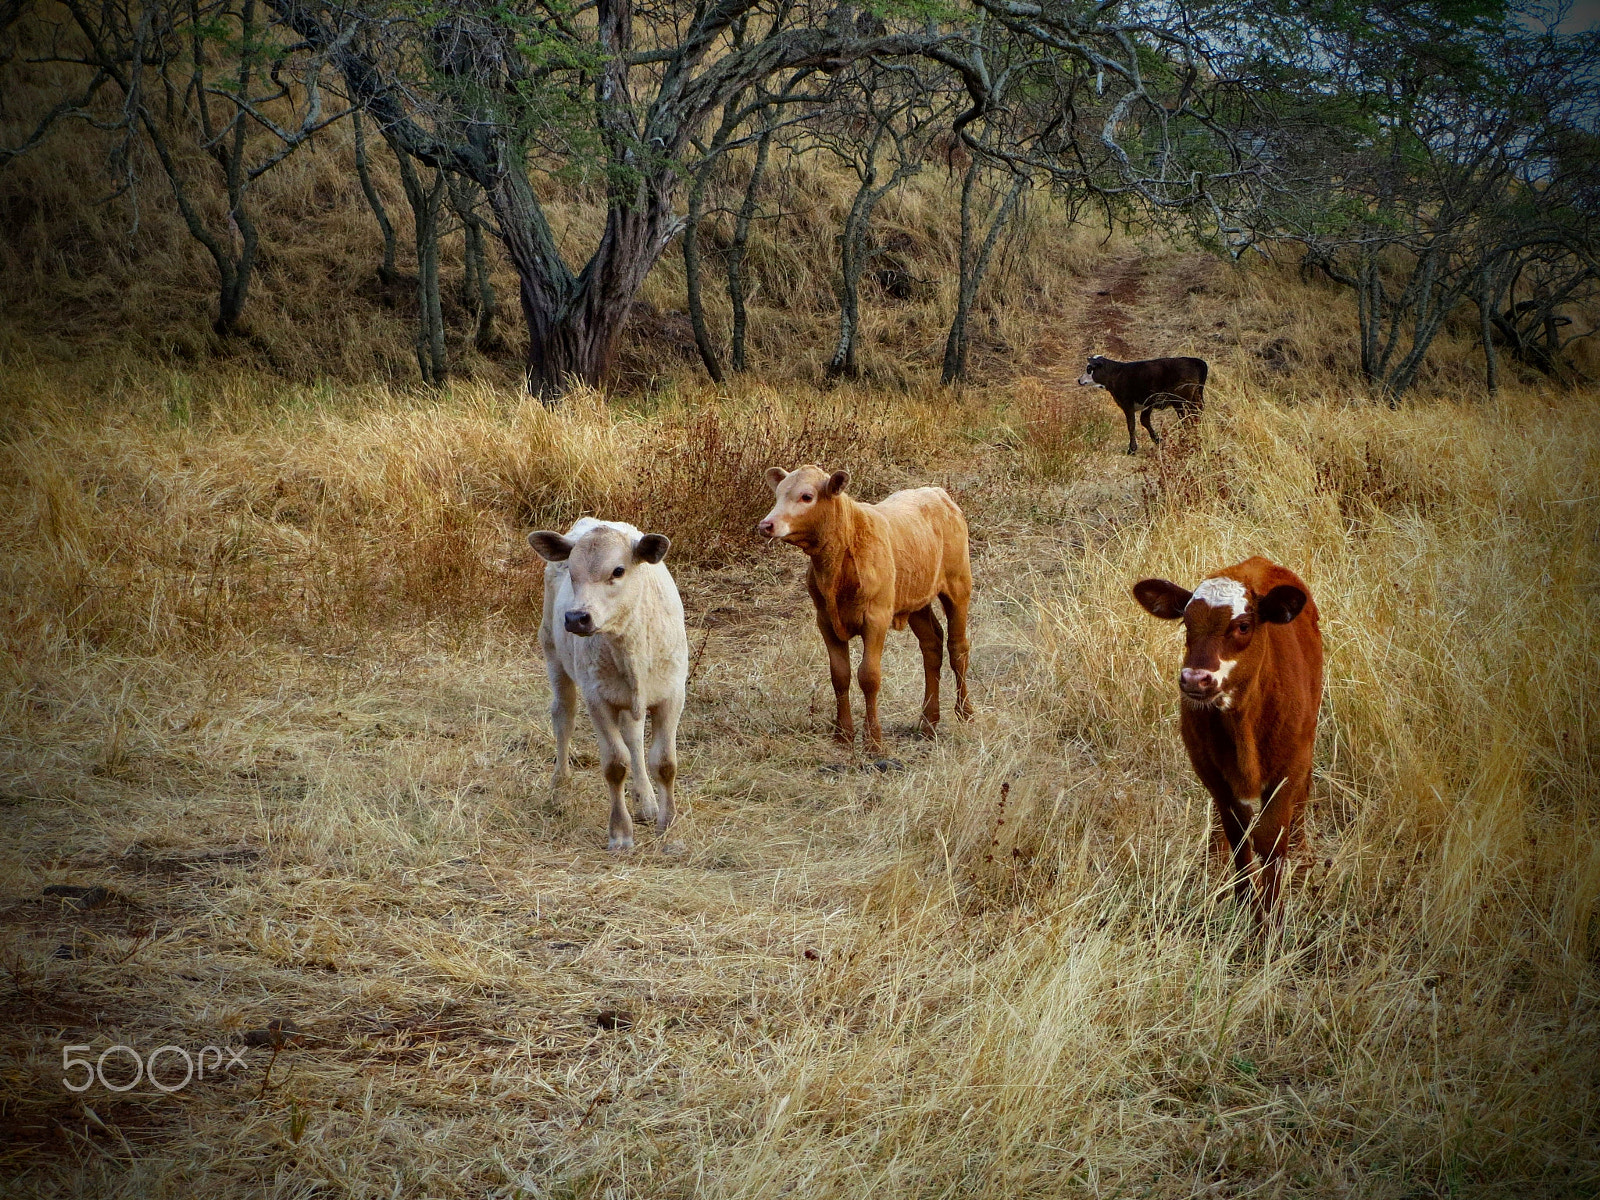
{"left": 818, "top": 615, "right": 854, "bottom": 745}
{"left": 938, "top": 587, "right": 973, "bottom": 720}
{"left": 618, "top": 709, "right": 656, "bottom": 824}
{"left": 907, "top": 605, "right": 944, "bottom": 736}
{"left": 647, "top": 697, "right": 681, "bottom": 834}
{"left": 547, "top": 662, "right": 578, "bottom": 785}
{"left": 588, "top": 701, "right": 635, "bottom": 852}
{"left": 858, "top": 620, "right": 888, "bottom": 754}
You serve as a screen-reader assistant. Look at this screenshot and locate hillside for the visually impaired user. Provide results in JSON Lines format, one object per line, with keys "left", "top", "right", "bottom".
{"left": 3, "top": 62, "right": 1600, "bottom": 1200}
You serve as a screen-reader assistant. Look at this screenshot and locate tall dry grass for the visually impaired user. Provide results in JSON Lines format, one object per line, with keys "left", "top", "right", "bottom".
{"left": 4, "top": 33, "right": 1600, "bottom": 1190}
{"left": 3, "top": 341, "right": 1597, "bottom": 1196}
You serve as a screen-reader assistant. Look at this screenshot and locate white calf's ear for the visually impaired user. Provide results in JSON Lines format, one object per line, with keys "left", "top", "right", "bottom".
{"left": 1132, "top": 578, "right": 1192, "bottom": 620}
{"left": 634, "top": 533, "right": 671, "bottom": 564}
{"left": 527, "top": 531, "right": 574, "bottom": 562}
{"left": 765, "top": 466, "right": 788, "bottom": 491}
{"left": 825, "top": 470, "right": 849, "bottom": 497}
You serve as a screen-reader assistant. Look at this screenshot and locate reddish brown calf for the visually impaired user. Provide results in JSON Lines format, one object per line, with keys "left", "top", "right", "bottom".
{"left": 1133, "top": 556, "right": 1322, "bottom": 919}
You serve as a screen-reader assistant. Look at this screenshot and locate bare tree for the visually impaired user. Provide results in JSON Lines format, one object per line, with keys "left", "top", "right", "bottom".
{"left": 941, "top": 160, "right": 1025, "bottom": 384}
{"left": 449, "top": 172, "right": 499, "bottom": 352}
{"left": 388, "top": 138, "right": 448, "bottom": 385}
{"left": 1267, "top": 10, "right": 1600, "bottom": 399}
{"left": 42, "top": 0, "right": 352, "bottom": 335}
{"left": 270, "top": 0, "right": 978, "bottom": 399}
{"left": 817, "top": 59, "right": 948, "bottom": 380}
{"left": 352, "top": 109, "right": 398, "bottom": 287}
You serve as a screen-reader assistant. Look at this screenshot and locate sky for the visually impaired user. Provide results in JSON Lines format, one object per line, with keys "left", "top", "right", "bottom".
{"left": 1556, "top": 0, "right": 1600, "bottom": 30}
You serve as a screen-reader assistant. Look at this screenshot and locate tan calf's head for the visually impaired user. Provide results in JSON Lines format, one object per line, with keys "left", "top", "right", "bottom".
{"left": 528, "top": 524, "right": 671, "bottom": 637}
{"left": 1133, "top": 570, "right": 1307, "bottom": 709}
{"left": 758, "top": 465, "right": 849, "bottom": 546}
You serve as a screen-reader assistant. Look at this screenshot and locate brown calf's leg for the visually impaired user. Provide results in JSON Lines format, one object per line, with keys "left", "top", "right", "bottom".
{"left": 907, "top": 605, "right": 944, "bottom": 736}
{"left": 1252, "top": 771, "right": 1308, "bottom": 921}
{"left": 818, "top": 615, "right": 854, "bottom": 745}
{"left": 1216, "top": 797, "right": 1257, "bottom": 909}
{"left": 858, "top": 620, "right": 888, "bottom": 754}
{"left": 938, "top": 587, "right": 973, "bottom": 719}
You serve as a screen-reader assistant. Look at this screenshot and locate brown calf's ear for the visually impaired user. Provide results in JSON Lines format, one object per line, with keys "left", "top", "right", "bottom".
{"left": 1132, "top": 578, "right": 1192, "bottom": 620}
{"left": 527, "top": 531, "right": 574, "bottom": 562}
{"left": 764, "top": 467, "right": 788, "bottom": 491}
{"left": 824, "top": 470, "right": 850, "bottom": 497}
{"left": 634, "top": 533, "right": 671, "bottom": 564}
{"left": 1258, "top": 583, "right": 1307, "bottom": 624}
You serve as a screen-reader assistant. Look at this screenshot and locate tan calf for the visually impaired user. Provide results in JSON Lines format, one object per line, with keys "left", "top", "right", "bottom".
{"left": 759, "top": 465, "right": 973, "bottom": 753}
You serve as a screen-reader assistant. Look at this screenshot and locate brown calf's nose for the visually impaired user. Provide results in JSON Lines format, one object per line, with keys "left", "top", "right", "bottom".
{"left": 1179, "top": 667, "right": 1217, "bottom": 695}
{"left": 758, "top": 520, "right": 775, "bottom": 537}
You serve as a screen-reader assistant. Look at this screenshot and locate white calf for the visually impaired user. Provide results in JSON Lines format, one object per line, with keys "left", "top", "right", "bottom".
{"left": 528, "top": 519, "right": 688, "bottom": 851}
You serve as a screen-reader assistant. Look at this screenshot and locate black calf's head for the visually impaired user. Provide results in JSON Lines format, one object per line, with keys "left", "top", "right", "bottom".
{"left": 1077, "top": 355, "right": 1110, "bottom": 387}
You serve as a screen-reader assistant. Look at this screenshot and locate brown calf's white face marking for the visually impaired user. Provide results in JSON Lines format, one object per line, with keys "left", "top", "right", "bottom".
{"left": 1188, "top": 575, "right": 1247, "bottom": 617}
{"left": 1180, "top": 577, "right": 1255, "bottom": 709}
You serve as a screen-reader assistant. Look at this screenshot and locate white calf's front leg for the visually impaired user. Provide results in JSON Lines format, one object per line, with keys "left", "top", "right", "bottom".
{"left": 618, "top": 708, "right": 656, "bottom": 824}
{"left": 647, "top": 696, "right": 682, "bottom": 834}
{"left": 588, "top": 700, "right": 635, "bottom": 852}
{"left": 547, "top": 661, "right": 578, "bottom": 786}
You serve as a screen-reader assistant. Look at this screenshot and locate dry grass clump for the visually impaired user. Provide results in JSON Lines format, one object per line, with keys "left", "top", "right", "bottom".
{"left": 4, "top": 354, "right": 1597, "bottom": 1197}
{"left": 1002, "top": 376, "right": 1117, "bottom": 482}
{"left": 4, "top": 149, "right": 1600, "bottom": 1196}
{"left": 0, "top": 367, "right": 971, "bottom": 662}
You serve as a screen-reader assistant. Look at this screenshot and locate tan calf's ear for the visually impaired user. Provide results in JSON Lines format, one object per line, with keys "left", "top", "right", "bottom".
{"left": 1132, "top": 578, "right": 1192, "bottom": 620}
{"left": 527, "top": 531, "right": 574, "bottom": 562}
{"left": 825, "top": 470, "right": 849, "bottom": 497}
{"left": 1258, "top": 583, "right": 1307, "bottom": 624}
{"left": 765, "top": 467, "right": 788, "bottom": 491}
{"left": 634, "top": 533, "right": 671, "bottom": 564}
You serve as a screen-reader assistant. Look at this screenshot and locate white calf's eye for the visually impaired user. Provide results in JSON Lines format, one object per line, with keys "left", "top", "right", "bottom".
{"left": 612, "top": 566, "right": 625, "bottom": 578}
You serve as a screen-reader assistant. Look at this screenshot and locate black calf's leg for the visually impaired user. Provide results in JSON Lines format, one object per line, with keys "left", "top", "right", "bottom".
{"left": 1141, "top": 405, "right": 1161, "bottom": 445}
{"left": 1124, "top": 404, "right": 1139, "bottom": 455}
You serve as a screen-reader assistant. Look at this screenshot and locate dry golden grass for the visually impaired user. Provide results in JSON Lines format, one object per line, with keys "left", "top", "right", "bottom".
{"left": 4, "top": 45, "right": 1600, "bottom": 1192}
{"left": 4, "top": 283, "right": 1599, "bottom": 1196}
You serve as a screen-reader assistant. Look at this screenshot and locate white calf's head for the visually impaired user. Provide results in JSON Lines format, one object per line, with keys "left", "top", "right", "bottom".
{"left": 528, "top": 523, "right": 671, "bottom": 637}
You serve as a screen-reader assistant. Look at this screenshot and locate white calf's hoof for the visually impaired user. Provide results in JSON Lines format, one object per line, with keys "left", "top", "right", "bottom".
{"left": 608, "top": 835, "right": 634, "bottom": 853}
{"left": 638, "top": 799, "right": 659, "bottom": 822}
